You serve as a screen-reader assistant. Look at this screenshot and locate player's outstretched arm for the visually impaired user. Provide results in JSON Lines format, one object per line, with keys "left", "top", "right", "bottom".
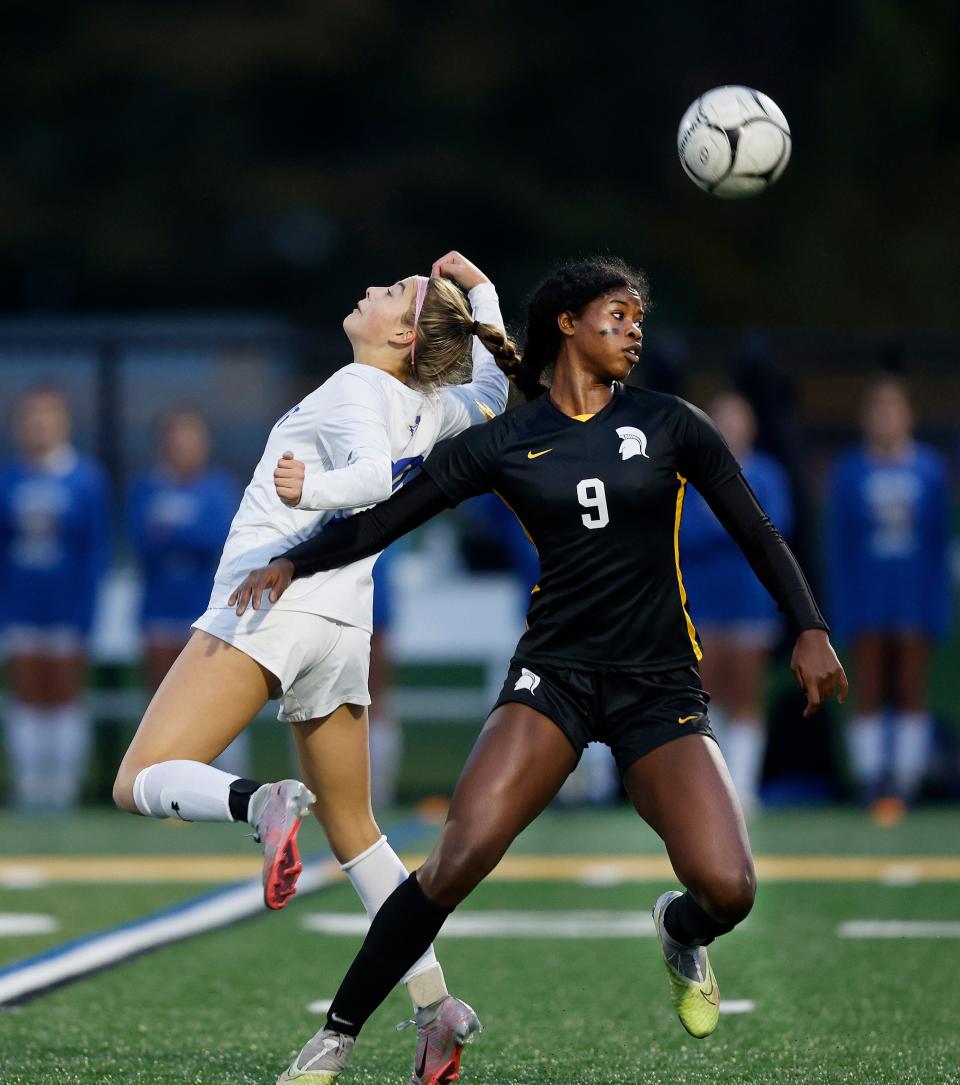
{"left": 229, "top": 472, "right": 450, "bottom": 614}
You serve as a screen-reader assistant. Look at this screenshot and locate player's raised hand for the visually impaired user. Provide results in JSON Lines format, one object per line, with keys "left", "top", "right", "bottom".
{"left": 274, "top": 451, "right": 305, "bottom": 506}
{"left": 430, "top": 251, "right": 490, "bottom": 292}
{"left": 790, "top": 628, "right": 849, "bottom": 719}
{"left": 228, "top": 559, "right": 295, "bottom": 616}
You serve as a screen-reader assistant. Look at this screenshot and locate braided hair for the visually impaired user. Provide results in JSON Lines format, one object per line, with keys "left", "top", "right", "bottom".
{"left": 406, "top": 277, "right": 521, "bottom": 394}
{"left": 504, "top": 256, "right": 650, "bottom": 400}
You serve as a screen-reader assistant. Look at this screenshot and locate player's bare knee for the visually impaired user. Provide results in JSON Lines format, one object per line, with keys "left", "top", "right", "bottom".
{"left": 703, "top": 861, "right": 756, "bottom": 925}
{"left": 112, "top": 768, "right": 140, "bottom": 814}
{"left": 420, "top": 838, "right": 500, "bottom": 908}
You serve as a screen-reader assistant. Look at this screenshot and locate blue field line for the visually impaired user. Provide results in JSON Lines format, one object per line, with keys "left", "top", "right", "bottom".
{"left": 0, "top": 814, "right": 430, "bottom": 1004}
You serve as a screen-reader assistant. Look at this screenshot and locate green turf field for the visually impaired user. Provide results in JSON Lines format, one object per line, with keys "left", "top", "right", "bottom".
{"left": 1, "top": 808, "right": 959, "bottom": 1084}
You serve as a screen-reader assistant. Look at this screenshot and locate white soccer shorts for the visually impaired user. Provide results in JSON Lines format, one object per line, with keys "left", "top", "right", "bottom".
{"left": 192, "top": 606, "right": 371, "bottom": 723}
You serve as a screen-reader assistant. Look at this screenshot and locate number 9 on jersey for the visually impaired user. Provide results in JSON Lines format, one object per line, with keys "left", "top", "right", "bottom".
{"left": 577, "top": 478, "right": 609, "bottom": 530}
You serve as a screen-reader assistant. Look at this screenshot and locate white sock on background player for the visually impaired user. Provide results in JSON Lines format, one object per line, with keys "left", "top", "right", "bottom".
{"left": 341, "top": 834, "right": 448, "bottom": 1009}
{"left": 726, "top": 719, "right": 765, "bottom": 814}
{"left": 368, "top": 717, "right": 402, "bottom": 809}
{"left": 49, "top": 701, "right": 92, "bottom": 809}
{"left": 892, "top": 711, "right": 931, "bottom": 801}
{"left": 846, "top": 713, "right": 884, "bottom": 796}
{"left": 133, "top": 759, "right": 240, "bottom": 821}
{"left": 3, "top": 701, "right": 44, "bottom": 806}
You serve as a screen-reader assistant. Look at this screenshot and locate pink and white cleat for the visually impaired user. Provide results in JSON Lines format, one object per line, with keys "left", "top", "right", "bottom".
{"left": 399, "top": 996, "right": 482, "bottom": 1085}
{"left": 248, "top": 780, "right": 316, "bottom": 910}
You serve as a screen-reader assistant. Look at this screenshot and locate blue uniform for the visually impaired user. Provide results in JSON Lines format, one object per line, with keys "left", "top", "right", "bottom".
{"left": 680, "top": 451, "right": 794, "bottom": 626}
{"left": 464, "top": 492, "right": 541, "bottom": 594}
{"left": 0, "top": 449, "right": 110, "bottom": 634}
{"left": 129, "top": 467, "right": 237, "bottom": 626}
{"left": 827, "top": 443, "right": 951, "bottom": 640}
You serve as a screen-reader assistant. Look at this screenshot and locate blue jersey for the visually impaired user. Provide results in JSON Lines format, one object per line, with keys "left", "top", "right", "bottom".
{"left": 0, "top": 448, "right": 110, "bottom": 632}
{"left": 129, "top": 467, "right": 237, "bottom": 625}
{"left": 827, "top": 443, "right": 951, "bottom": 640}
{"left": 680, "top": 451, "right": 794, "bottom": 625}
{"left": 465, "top": 492, "right": 541, "bottom": 595}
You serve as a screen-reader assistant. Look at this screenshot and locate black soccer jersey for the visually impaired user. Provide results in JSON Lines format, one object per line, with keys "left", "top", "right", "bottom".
{"left": 422, "top": 384, "right": 743, "bottom": 673}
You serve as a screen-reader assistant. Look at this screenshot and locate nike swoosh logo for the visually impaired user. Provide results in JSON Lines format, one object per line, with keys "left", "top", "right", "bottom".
{"left": 700, "top": 977, "right": 719, "bottom": 1006}
{"left": 678, "top": 714, "right": 702, "bottom": 725}
{"left": 527, "top": 449, "right": 553, "bottom": 459}
{"left": 415, "top": 1042, "right": 428, "bottom": 1080}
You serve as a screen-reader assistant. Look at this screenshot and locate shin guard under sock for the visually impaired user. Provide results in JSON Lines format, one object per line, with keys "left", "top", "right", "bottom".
{"left": 325, "top": 872, "right": 452, "bottom": 1037}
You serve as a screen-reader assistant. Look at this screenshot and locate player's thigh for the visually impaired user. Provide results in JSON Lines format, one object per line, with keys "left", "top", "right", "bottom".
{"left": 45, "top": 652, "right": 88, "bottom": 704}
{"left": 419, "top": 703, "right": 578, "bottom": 907}
{"left": 144, "top": 638, "right": 189, "bottom": 692}
{"left": 727, "top": 645, "right": 769, "bottom": 718}
{"left": 115, "top": 631, "right": 274, "bottom": 800}
{"left": 852, "top": 633, "right": 888, "bottom": 714}
{"left": 291, "top": 703, "right": 380, "bottom": 864}
{"left": 624, "top": 734, "right": 755, "bottom": 915}
{"left": 892, "top": 633, "right": 931, "bottom": 711}
{"left": 6, "top": 654, "right": 50, "bottom": 704}
{"left": 696, "top": 631, "right": 735, "bottom": 709}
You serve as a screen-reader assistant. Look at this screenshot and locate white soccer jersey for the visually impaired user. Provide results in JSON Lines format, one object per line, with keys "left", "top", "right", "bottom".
{"left": 206, "top": 282, "right": 508, "bottom": 632}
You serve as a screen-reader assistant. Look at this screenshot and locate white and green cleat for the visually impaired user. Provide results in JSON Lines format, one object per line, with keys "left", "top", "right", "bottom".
{"left": 276, "top": 1028, "right": 354, "bottom": 1083}
{"left": 652, "top": 890, "right": 720, "bottom": 1039}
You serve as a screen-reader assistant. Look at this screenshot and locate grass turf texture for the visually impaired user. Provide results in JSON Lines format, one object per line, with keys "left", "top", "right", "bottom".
{"left": 1, "top": 809, "right": 959, "bottom": 1084}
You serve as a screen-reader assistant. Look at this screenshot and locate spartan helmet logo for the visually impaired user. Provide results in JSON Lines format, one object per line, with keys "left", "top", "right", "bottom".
{"left": 616, "top": 426, "right": 650, "bottom": 460}
{"left": 513, "top": 668, "right": 541, "bottom": 694}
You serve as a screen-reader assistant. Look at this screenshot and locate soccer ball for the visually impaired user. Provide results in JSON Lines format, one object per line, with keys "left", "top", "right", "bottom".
{"left": 677, "top": 86, "right": 791, "bottom": 199}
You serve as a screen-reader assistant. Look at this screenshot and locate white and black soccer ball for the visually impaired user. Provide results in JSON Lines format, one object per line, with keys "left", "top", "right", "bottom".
{"left": 677, "top": 86, "right": 791, "bottom": 199}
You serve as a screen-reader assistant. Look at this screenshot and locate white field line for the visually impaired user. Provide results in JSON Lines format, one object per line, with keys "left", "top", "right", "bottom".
{"left": 0, "top": 915, "right": 60, "bottom": 937}
{"left": 838, "top": 920, "right": 960, "bottom": 939}
{"left": 0, "top": 857, "right": 340, "bottom": 1007}
{"left": 719, "top": 999, "right": 755, "bottom": 1014}
{"left": 307, "top": 999, "right": 333, "bottom": 1014}
{"left": 0, "top": 868, "right": 49, "bottom": 890}
{"left": 304, "top": 911, "right": 657, "bottom": 939}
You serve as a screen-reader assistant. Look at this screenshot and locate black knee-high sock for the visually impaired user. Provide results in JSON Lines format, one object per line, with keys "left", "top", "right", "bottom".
{"left": 663, "top": 891, "right": 735, "bottom": 946}
{"left": 326, "top": 872, "right": 452, "bottom": 1037}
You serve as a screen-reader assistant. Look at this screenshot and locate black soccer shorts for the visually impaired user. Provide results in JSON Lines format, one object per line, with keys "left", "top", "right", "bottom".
{"left": 491, "top": 659, "right": 716, "bottom": 776}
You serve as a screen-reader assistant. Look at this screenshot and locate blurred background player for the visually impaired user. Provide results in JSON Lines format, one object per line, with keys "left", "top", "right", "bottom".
{"left": 827, "top": 376, "right": 951, "bottom": 814}
{"left": 128, "top": 409, "right": 247, "bottom": 775}
{"left": 368, "top": 543, "right": 402, "bottom": 809}
{"left": 680, "top": 392, "right": 794, "bottom": 813}
{"left": 0, "top": 386, "right": 109, "bottom": 810}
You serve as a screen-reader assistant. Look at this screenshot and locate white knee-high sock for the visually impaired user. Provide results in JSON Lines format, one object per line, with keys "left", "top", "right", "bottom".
{"left": 50, "top": 702, "right": 92, "bottom": 809}
{"left": 133, "top": 760, "right": 240, "bottom": 821}
{"left": 892, "top": 712, "right": 932, "bottom": 801}
{"left": 3, "top": 701, "right": 44, "bottom": 807}
{"left": 847, "top": 714, "right": 885, "bottom": 793}
{"left": 341, "top": 835, "right": 447, "bottom": 1008}
{"left": 726, "top": 720, "right": 765, "bottom": 814}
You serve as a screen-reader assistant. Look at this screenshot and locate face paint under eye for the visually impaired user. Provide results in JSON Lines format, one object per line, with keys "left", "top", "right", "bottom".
{"left": 599, "top": 327, "right": 621, "bottom": 336}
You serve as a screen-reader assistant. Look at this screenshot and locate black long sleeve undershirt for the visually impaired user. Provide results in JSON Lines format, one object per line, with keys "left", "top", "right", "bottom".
{"left": 278, "top": 469, "right": 828, "bottom": 637}
{"left": 700, "top": 471, "right": 828, "bottom": 635}
{"left": 280, "top": 472, "right": 451, "bottom": 577}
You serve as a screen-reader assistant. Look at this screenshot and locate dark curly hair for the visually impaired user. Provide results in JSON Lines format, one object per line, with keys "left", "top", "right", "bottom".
{"left": 498, "top": 256, "right": 650, "bottom": 400}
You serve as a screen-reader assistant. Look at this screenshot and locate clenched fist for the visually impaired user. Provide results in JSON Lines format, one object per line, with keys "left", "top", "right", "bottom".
{"left": 430, "top": 251, "right": 490, "bottom": 292}
{"left": 274, "top": 451, "right": 305, "bottom": 506}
